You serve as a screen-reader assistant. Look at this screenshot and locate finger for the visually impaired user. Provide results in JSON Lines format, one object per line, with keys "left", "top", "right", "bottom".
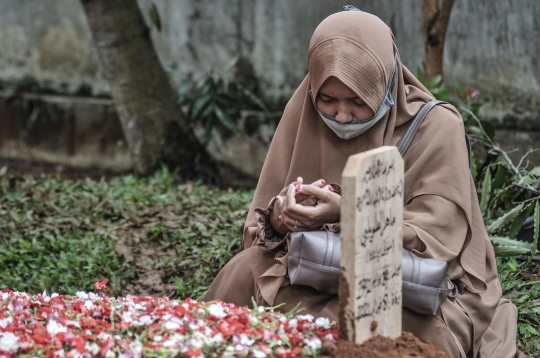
{"left": 295, "top": 179, "right": 325, "bottom": 192}
{"left": 273, "top": 196, "right": 284, "bottom": 215}
{"left": 309, "top": 179, "right": 326, "bottom": 188}
{"left": 285, "top": 184, "right": 297, "bottom": 209}
{"left": 296, "top": 184, "right": 335, "bottom": 201}
{"left": 295, "top": 179, "right": 325, "bottom": 203}
{"left": 296, "top": 177, "right": 304, "bottom": 186}
{"left": 280, "top": 215, "right": 307, "bottom": 232}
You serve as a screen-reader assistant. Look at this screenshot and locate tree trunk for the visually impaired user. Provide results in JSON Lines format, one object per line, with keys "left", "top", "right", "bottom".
{"left": 80, "top": 0, "right": 220, "bottom": 183}
{"left": 420, "top": 0, "right": 455, "bottom": 83}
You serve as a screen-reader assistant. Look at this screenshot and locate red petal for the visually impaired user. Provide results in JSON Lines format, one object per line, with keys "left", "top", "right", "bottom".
{"left": 187, "top": 348, "right": 202, "bottom": 356}
{"left": 95, "top": 278, "right": 109, "bottom": 290}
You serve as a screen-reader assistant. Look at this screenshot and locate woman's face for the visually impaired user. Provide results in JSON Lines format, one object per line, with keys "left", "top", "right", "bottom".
{"left": 316, "top": 76, "right": 374, "bottom": 123}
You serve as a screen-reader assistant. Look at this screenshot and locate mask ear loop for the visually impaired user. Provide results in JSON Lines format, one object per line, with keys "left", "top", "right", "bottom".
{"left": 384, "top": 57, "right": 398, "bottom": 107}
{"left": 343, "top": 5, "right": 361, "bottom": 11}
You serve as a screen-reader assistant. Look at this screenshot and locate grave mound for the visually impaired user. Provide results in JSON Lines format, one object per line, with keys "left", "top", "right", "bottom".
{"left": 319, "top": 332, "right": 447, "bottom": 358}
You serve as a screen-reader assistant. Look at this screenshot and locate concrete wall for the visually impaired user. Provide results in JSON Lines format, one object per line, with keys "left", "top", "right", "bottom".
{"left": 1, "top": 0, "right": 539, "bottom": 175}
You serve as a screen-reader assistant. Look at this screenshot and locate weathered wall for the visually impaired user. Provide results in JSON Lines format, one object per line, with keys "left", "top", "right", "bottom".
{"left": 1, "top": 0, "right": 539, "bottom": 175}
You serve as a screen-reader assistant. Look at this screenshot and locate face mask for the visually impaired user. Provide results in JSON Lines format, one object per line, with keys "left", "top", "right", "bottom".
{"left": 310, "top": 59, "right": 397, "bottom": 140}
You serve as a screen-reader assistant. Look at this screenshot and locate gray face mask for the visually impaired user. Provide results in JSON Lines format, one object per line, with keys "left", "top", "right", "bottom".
{"left": 310, "top": 59, "right": 397, "bottom": 140}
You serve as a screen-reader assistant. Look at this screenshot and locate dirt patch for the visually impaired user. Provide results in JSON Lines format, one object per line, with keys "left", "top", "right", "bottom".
{"left": 518, "top": 262, "right": 540, "bottom": 281}
{"left": 319, "top": 332, "right": 447, "bottom": 358}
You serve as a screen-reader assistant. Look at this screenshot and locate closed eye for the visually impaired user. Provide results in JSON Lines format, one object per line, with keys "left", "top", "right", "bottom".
{"left": 318, "top": 94, "right": 335, "bottom": 103}
{"left": 352, "top": 99, "right": 367, "bottom": 107}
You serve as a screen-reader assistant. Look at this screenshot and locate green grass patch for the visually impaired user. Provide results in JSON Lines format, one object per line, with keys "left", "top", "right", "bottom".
{"left": 498, "top": 257, "right": 540, "bottom": 354}
{"left": 0, "top": 168, "right": 251, "bottom": 299}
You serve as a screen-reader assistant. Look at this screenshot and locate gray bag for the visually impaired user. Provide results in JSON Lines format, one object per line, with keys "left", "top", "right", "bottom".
{"left": 287, "top": 100, "right": 460, "bottom": 315}
{"left": 287, "top": 231, "right": 449, "bottom": 315}
{"left": 288, "top": 230, "right": 341, "bottom": 295}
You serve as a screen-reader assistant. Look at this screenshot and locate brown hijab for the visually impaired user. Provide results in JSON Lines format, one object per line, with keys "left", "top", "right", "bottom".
{"left": 243, "top": 10, "right": 496, "bottom": 298}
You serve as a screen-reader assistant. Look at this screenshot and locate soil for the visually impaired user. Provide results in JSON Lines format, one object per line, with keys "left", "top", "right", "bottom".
{"left": 518, "top": 262, "right": 540, "bottom": 281}
{"left": 319, "top": 332, "right": 448, "bottom": 358}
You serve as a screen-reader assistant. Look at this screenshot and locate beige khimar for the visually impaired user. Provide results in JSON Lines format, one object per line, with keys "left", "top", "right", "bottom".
{"left": 205, "top": 10, "right": 523, "bottom": 358}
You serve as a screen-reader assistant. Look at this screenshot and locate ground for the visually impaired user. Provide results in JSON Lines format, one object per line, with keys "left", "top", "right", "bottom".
{"left": 0, "top": 160, "right": 539, "bottom": 355}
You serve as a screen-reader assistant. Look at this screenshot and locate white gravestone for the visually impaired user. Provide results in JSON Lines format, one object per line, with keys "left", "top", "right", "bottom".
{"left": 339, "top": 146, "right": 404, "bottom": 344}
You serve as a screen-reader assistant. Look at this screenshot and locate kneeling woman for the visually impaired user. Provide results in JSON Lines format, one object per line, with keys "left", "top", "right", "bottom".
{"left": 204, "top": 9, "right": 522, "bottom": 358}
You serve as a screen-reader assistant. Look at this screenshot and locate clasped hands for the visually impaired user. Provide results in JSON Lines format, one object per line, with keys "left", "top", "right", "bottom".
{"left": 270, "top": 177, "right": 341, "bottom": 236}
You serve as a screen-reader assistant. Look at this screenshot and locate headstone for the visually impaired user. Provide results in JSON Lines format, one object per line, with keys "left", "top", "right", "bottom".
{"left": 339, "top": 146, "right": 404, "bottom": 344}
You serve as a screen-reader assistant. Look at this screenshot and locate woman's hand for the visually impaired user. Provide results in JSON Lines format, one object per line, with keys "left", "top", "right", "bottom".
{"left": 279, "top": 183, "right": 341, "bottom": 232}
{"left": 270, "top": 178, "right": 325, "bottom": 236}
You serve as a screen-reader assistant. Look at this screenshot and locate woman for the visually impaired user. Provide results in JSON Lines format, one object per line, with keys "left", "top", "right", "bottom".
{"left": 204, "top": 9, "right": 522, "bottom": 358}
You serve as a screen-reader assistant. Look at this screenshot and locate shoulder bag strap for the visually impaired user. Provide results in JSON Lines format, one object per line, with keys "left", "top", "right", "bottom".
{"left": 396, "top": 100, "right": 447, "bottom": 156}
{"left": 396, "top": 100, "right": 472, "bottom": 169}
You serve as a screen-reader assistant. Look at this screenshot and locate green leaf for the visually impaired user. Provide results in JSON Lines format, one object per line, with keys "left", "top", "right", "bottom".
{"left": 493, "top": 246, "right": 532, "bottom": 257}
{"left": 480, "top": 169, "right": 492, "bottom": 214}
{"left": 203, "top": 115, "right": 216, "bottom": 145}
{"left": 416, "top": 67, "right": 426, "bottom": 85}
{"left": 190, "top": 94, "right": 213, "bottom": 120}
{"left": 530, "top": 200, "right": 540, "bottom": 262}
{"left": 455, "top": 82, "right": 466, "bottom": 96}
{"left": 471, "top": 151, "right": 478, "bottom": 182}
{"left": 147, "top": 2, "right": 162, "bottom": 31}
{"left": 490, "top": 236, "right": 533, "bottom": 250}
{"left": 518, "top": 175, "right": 536, "bottom": 186}
{"left": 177, "top": 78, "right": 196, "bottom": 101}
{"left": 428, "top": 74, "right": 443, "bottom": 89}
{"left": 508, "top": 202, "right": 534, "bottom": 240}
{"left": 235, "top": 83, "right": 269, "bottom": 112}
{"left": 467, "top": 125, "right": 483, "bottom": 137}
{"left": 214, "top": 106, "right": 243, "bottom": 137}
{"left": 492, "top": 165, "right": 506, "bottom": 190}
{"left": 487, "top": 203, "right": 523, "bottom": 234}
{"left": 222, "top": 55, "right": 240, "bottom": 74}
{"left": 480, "top": 120, "right": 495, "bottom": 141}
{"left": 530, "top": 166, "right": 540, "bottom": 177}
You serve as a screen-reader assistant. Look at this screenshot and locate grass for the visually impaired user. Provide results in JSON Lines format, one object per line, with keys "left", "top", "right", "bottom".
{"left": 0, "top": 168, "right": 251, "bottom": 300}
{"left": 0, "top": 168, "right": 539, "bottom": 355}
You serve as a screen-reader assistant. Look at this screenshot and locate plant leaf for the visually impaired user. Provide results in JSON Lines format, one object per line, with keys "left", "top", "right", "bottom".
{"left": 530, "top": 166, "right": 540, "bottom": 177}
{"left": 203, "top": 115, "right": 216, "bottom": 145}
{"left": 494, "top": 246, "right": 533, "bottom": 257}
{"left": 416, "top": 67, "right": 426, "bottom": 85}
{"left": 480, "top": 168, "right": 492, "bottom": 214}
{"left": 235, "top": 83, "right": 269, "bottom": 112}
{"left": 177, "top": 78, "right": 196, "bottom": 102}
{"left": 471, "top": 151, "right": 478, "bottom": 182}
{"left": 222, "top": 55, "right": 240, "bottom": 74}
{"left": 214, "top": 106, "right": 243, "bottom": 137}
{"left": 530, "top": 200, "right": 540, "bottom": 262}
{"left": 190, "top": 94, "right": 213, "bottom": 120}
{"left": 490, "top": 236, "right": 533, "bottom": 250}
{"left": 147, "top": 2, "right": 162, "bottom": 31}
{"left": 428, "top": 74, "right": 443, "bottom": 89}
{"left": 508, "top": 202, "right": 535, "bottom": 240}
{"left": 480, "top": 120, "right": 495, "bottom": 141}
{"left": 492, "top": 165, "right": 506, "bottom": 190}
{"left": 487, "top": 203, "right": 524, "bottom": 234}
{"left": 518, "top": 175, "right": 536, "bottom": 186}
{"left": 455, "top": 82, "right": 466, "bottom": 96}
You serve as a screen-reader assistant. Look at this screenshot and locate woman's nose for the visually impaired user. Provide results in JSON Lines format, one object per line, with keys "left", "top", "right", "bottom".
{"left": 335, "top": 107, "right": 353, "bottom": 124}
